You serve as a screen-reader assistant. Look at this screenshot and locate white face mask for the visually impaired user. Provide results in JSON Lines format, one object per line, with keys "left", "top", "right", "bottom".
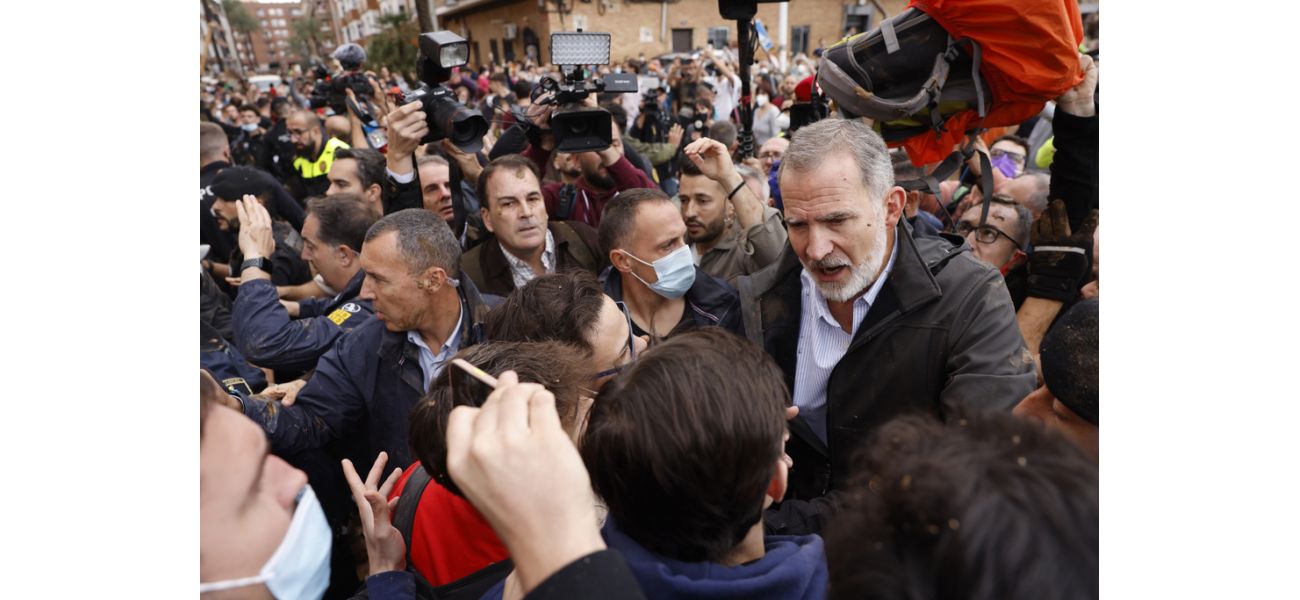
{"left": 776, "top": 113, "right": 790, "bottom": 131}
{"left": 241, "top": 123, "right": 259, "bottom": 132}
{"left": 199, "top": 486, "right": 332, "bottom": 599}
{"left": 756, "top": 94, "right": 769, "bottom": 107}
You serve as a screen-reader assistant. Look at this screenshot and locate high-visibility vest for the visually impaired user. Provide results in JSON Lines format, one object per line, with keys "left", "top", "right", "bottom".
{"left": 293, "top": 137, "right": 350, "bottom": 180}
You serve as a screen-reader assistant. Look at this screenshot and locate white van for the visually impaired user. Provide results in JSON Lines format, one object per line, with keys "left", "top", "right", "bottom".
{"left": 248, "top": 74, "right": 286, "bottom": 95}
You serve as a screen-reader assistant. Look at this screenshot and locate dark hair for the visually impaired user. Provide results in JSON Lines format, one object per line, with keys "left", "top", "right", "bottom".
{"left": 238, "top": 104, "right": 258, "bottom": 114}
{"left": 604, "top": 102, "right": 629, "bottom": 133}
{"left": 580, "top": 329, "right": 788, "bottom": 562}
{"left": 706, "top": 120, "right": 737, "bottom": 148}
{"left": 1040, "top": 299, "right": 1099, "bottom": 424}
{"left": 597, "top": 187, "right": 673, "bottom": 258}
{"left": 306, "top": 193, "right": 378, "bottom": 253}
{"left": 408, "top": 341, "right": 591, "bottom": 497}
{"left": 993, "top": 134, "right": 1031, "bottom": 159}
{"left": 511, "top": 79, "right": 533, "bottom": 99}
{"left": 486, "top": 271, "right": 606, "bottom": 354}
{"left": 334, "top": 147, "right": 386, "bottom": 191}
{"left": 476, "top": 153, "right": 540, "bottom": 211}
{"left": 890, "top": 149, "right": 923, "bottom": 181}
{"left": 825, "top": 410, "right": 1098, "bottom": 600}
{"left": 678, "top": 155, "right": 704, "bottom": 178}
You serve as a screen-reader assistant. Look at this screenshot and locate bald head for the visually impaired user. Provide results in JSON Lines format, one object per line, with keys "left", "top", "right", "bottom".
{"left": 288, "top": 110, "right": 324, "bottom": 156}
{"left": 325, "top": 115, "right": 351, "bottom": 142}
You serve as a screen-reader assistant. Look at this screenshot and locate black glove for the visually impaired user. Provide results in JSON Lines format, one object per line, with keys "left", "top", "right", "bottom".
{"left": 1026, "top": 200, "right": 1098, "bottom": 302}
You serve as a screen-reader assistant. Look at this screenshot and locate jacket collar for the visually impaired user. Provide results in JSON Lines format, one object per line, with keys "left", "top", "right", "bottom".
{"left": 377, "top": 276, "right": 491, "bottom": 367}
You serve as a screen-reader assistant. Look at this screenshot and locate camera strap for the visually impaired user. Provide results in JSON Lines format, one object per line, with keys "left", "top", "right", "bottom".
{"left": 556, "top": 184, "right": 578, "bottom": 220}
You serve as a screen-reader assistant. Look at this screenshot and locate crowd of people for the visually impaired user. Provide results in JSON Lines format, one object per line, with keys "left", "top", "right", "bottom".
{"left": 200, "top": 17, "right": 1100, "bottom": 600}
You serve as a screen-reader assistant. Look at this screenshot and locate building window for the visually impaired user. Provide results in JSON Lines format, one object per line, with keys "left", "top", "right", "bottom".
{"left": 791, "top": 25, "right": 811, "bottom": 55}
{"left": 707, "top": 26, "right": 729, "bottom": 50}
{"left": 671, "top": 28, "right": 692, "bottom": 53}
{"left": 257, "top": 9, "right": 265, "bottom": 16}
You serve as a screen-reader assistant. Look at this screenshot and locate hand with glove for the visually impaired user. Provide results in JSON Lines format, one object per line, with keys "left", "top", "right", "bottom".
{"left": 1026, "top": 199, "right": 1098, "bottom": 302}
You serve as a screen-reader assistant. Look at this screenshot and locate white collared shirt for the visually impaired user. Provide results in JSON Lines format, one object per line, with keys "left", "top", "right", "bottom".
{"left": 406, "top": 303, "right": 465, "bottom": 392}
{"left": 792, "top": 237, "right": 899, "bottom": 444}
{"left": 501, "top": 227, "right": 556, "bottom": 289}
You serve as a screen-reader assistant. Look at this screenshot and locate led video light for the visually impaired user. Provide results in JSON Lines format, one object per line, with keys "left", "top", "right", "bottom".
{"left": 550, "top": 32, "right": 611, "bottom": 66}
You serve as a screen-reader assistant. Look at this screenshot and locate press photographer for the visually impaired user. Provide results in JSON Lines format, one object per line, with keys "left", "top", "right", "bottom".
{"left": 517, "top": 32, "right": 656, "bottom": 228}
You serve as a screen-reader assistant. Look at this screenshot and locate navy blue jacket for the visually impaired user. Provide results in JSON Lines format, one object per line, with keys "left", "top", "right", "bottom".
{"left": 240, "top": 278, "right": 493, "bottom": 472}
{"left": 600, "top": 265, "right": 744, "bottom": 338}
{"left": 232, "top": 269, "right": 372, "bottom": 373}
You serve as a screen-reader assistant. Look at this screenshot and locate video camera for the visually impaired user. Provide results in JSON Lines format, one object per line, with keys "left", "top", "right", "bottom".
{"left": 308, "top": 45, "right": 376, "bottom": 115}
{"left": 531, "top": 31, "right": 638, "bottom": 153}
{"left": 398, "top": 31, "right": 490, "bottom": 153}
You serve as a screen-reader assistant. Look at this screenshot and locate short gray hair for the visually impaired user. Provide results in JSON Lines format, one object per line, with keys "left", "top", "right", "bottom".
{"left": 779, "top": 118, "right": 893, "bottom": 205}
{"left": 200, "top": 122, "right": 228, "bottom": 161}
{"left": 417, "top": 154, "right": 449, "bottom": 168}
{"left": 736, "top": 164, "right": 770, "bottom": 201}
{"left": 364, "top": 209, "right": 462, "bottom": 278}
{"left": 1020, "top": 172, "right": 1050, "bottom": 216}
{"left": 990, "top": 194, "right": 1033, "bottom": 248}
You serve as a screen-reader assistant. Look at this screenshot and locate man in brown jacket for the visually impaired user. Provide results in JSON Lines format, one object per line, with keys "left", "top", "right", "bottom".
{"left": 460, "top": 154, "right": 603, "bottom": 297}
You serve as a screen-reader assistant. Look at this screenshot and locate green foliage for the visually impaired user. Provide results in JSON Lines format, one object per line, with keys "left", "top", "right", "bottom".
{"left": 290, "top": 15, "right": 324, "bottom": 59}
{"left": 365, "top": 10, "right": 421, "bottom": 72}
{"left": 224, "top": 0, "right": 260, "bottom": 34}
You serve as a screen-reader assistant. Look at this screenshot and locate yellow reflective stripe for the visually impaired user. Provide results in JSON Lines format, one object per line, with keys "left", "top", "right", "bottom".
{"left": 293, "top": 137, "right": 351, "bottom": 179}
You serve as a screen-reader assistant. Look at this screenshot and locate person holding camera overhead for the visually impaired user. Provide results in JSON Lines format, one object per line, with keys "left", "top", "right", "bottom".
{"left": 520, "top": 93, "right": 657, "bottom": 229}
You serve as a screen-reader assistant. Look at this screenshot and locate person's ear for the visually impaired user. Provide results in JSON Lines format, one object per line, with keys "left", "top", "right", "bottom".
{"left": 609, "top": 249, "right": 632, "bottom": 274}
{"left": 367, "top": 183, "right": 383, "bottom": 205}
{"left": 884, "top": 186, "right": 906, "bottom": 228}
{"left": 480, "top": 206, "right": 494, "bottom": 233}
{"left": 1001, "top": 249, "right": 1028, "bottom": 276}
{"left": 765, "top": 457, "right": 789, "bottom": 509}
{"left": 336, "top": 245, "right": 355, "bottom": 267}
{"left": 416, "top": 267, "right": 446, "bottom": 291}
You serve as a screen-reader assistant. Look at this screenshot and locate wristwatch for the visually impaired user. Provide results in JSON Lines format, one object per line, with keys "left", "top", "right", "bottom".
{"left": 240, "top": 257, "right": 273, "bottom": 274}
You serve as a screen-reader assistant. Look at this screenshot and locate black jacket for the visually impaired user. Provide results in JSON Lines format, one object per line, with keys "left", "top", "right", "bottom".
{"left": 460, "top": 221, "right": 603, "bottom": 297}
{"left": 738, "top": 220, "right": 1036, "bottom": 536}
{"left": 600, "top": 265, "right": 744, "bottom": 338}
{"left": 240, "top": 278, "right": 493, "bottom": 476}
{"left": 200, "top": 161, "right": 306, "bottom": 272}
{"left": 1051, "top": 108, "right": 1098, "bottom": 232}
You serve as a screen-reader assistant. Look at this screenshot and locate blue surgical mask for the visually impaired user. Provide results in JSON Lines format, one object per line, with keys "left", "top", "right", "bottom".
{"left": 622, "top": 245, "right": 696, "bottom": 299}
{"left": 990, "top": 153, "right": 1019, "bottom": 178}
{"left": 241, "top": 122, "right": 260, "bottom": 132}
{"left": 199, "top": 485, "right": 332, "bottom": 599}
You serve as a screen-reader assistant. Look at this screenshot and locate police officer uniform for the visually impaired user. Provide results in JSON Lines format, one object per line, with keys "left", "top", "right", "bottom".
{"left": 232, "top": 269, "right": 373, "bottom": 378}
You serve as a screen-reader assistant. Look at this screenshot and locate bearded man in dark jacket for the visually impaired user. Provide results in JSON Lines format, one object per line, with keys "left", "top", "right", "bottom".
{"left": 737, "top": 120, "right": 1037, "bottom": 537}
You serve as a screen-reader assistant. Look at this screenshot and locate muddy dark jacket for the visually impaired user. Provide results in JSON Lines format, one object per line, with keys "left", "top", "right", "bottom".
{"left": 738, "top": 220, "right": 1036, "bottom": 536}
{"left": 231, "top": 269, "right": 373, "bottom": 374}
{"left": 460, "top": 221, "right": 603, "bottom": 297}
{"left": 240, "top": 278, "right": 492, "bottom": 473}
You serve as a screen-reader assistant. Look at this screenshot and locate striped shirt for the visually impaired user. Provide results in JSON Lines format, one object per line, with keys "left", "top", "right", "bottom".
{"left": 792, "top": 238, "right": 898, "bottom": 444}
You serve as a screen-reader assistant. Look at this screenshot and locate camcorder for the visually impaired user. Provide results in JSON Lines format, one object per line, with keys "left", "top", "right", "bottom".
{"left": 530, "top": 31, "right": 638, "bottom": 153}
{"left": 397, "top": 31, "right": 490, "bottom": 153}
{"left": 308, "top": 47, "right": 376, "bottom": 117}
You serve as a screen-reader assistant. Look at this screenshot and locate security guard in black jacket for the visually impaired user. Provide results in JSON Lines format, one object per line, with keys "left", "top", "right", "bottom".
{"left": 232, "top": 193, "right": 379, "bottom": 379}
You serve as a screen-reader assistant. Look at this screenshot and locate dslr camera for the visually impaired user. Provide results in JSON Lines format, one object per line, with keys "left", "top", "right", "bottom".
{"left": 532, "top": 31, "right": 638, "bottom": 152}
{"left": 398, "top": 31, "right": 490, "bottom": 152}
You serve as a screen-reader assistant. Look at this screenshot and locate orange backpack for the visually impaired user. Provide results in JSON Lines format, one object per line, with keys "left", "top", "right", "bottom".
{"left": 819, "top": 0, "right": 1085, "bottom": 165}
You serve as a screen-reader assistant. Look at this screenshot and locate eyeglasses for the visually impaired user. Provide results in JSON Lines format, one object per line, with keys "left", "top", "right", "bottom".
{"left": 989, "top": 148, "right": 1025, "bottom": 163}
{"left": 955, "top": 221, "right": 1022, "bottom": 250}
{"left": 594, "top": 301, "right": 638, "bottom": 379}
{"left": 759, "top": 151, "right": 783, "bottom": 160}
